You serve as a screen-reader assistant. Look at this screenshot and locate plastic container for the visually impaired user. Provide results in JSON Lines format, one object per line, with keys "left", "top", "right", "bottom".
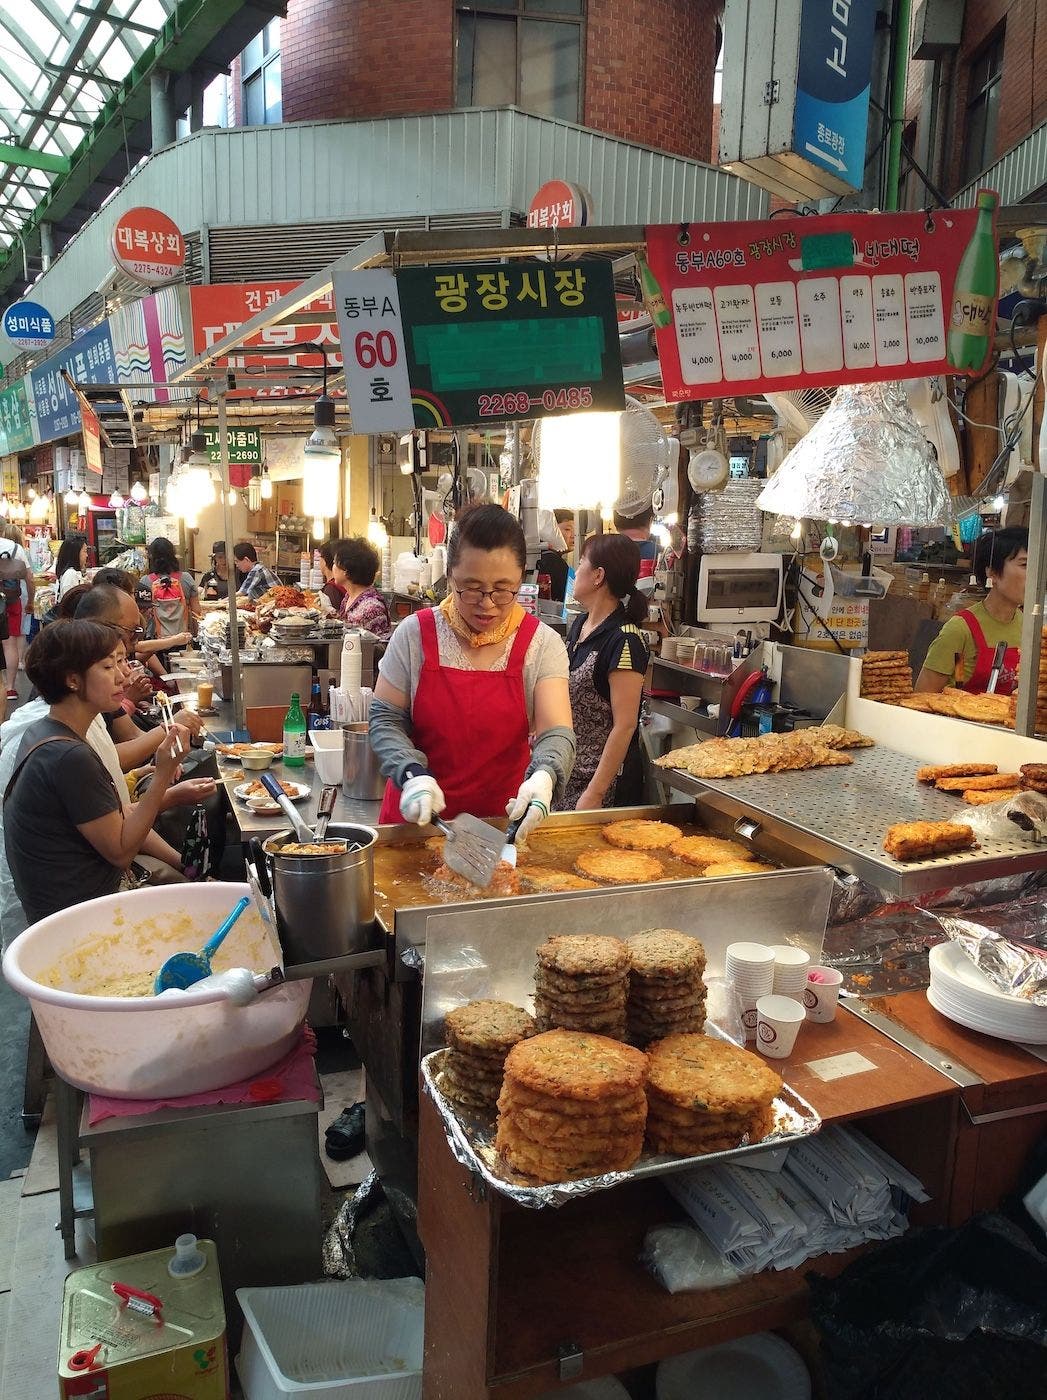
{"left": 309, "top": 728, "right": 344, "bottom": 785}
{"left": 236, "top": 1277, "right": 424, "bottom": 1399}
{"left": 2, "top": 883, "right": 311, "bottom": 1098}
{"left": 393, "top": 553, "right": 422, "bottom": 596}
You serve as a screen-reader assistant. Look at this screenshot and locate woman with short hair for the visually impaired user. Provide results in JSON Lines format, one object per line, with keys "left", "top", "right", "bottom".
{"left": 334, "top": 537, "right": 392, "bottom": 639}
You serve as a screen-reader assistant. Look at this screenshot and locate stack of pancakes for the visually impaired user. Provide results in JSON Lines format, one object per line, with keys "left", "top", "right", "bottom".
{"left": 644, "top": 1033, "right": 781, "bottom": 1155}
{"left": 438, "top": 999, "right": 536, "bottom": 1114}
{"left": 626, "top": 929, "right": 707, "bottom": 1044}
{"left": 495, "top": 1030, "right": 648, "bottom": 1182}
{"left": 1037, "top": 627, "right": 1047, "bottom": 733}
{"left": 534, "top": 934, "right": 631, "bottom": 1039}
{"left": 860, "top": 651, "right": 913, "bottom": 703}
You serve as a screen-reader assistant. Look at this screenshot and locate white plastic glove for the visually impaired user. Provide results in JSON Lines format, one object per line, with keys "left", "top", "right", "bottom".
{"left": 505, "top": 770, "right": 555, "bottom": 842}
{"left": 400, "top": 773, "right": 446, "bottom": 826}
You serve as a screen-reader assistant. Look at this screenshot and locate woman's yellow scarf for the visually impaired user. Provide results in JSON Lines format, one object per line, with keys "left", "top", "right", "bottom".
{"left": 438, "top": 593, "right": 526, "bottom": 649}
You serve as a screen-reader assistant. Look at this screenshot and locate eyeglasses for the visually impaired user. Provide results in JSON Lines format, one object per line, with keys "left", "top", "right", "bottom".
{"left": 453, "top": 584, "right": 518, "bottom": 608}
{"left": 119, "top": 625, "right": 145, "bottom": 643}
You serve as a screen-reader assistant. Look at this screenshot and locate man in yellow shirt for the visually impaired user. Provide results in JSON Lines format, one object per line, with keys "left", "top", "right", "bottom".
{"left": 916, "top": 528, "right": 1028, "bottom": 694}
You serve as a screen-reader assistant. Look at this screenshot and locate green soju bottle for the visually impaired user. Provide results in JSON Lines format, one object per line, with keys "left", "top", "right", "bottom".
{"left": 282, "top": 691, "right": 307, "bottom": 767}
{"left": 637, "top": 253, "right": 673, "bottom": 329}
{"left": 947, "top": 191, "right": 998, "bottom": 371}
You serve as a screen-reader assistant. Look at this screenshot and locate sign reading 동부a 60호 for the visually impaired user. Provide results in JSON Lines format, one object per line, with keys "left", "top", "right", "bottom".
{"left": 333, "top": 270, "right": 413, "bottom": 433}
{"left": 188, "top": 282, "right": 344, "bottom": 399}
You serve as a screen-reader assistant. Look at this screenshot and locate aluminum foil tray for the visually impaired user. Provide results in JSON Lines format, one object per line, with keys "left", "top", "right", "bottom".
{"left": 421, "top": 1046, "right": 821, "bottom": 1209}
{"left": 658, "top": 743, "right": 1047, "bottom": 897}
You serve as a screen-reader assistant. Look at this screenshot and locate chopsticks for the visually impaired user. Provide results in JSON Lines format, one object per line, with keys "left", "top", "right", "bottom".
{"left": 157, "top": 692, "right": 185, "bottom": 755}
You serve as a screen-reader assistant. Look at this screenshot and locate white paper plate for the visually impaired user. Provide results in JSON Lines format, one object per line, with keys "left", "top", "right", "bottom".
{"left": 536, "top": 1378, "right": 630, "bottom": 1400}
{"left": 656, "top": 1333, "right": 811, "bottom": 1400}
{"left": 927, "top": 984, "right": 1047, "bottom": 1044}
{"left": 928, "top": 976, "right": 1047, "bottom": 1035}
{"left": 929, "top": 941, "right": 1044, "bottom": 1011}
{"left": 233, "top": 781, "right": 310, "bottom": 804}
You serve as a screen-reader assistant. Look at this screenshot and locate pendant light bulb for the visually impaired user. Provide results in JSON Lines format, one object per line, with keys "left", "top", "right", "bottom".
{"left": 259, "top": 469, "right": 273, "bottom": 500}
{"left": 78, "top": 491, "right": 91, "bottom": 512}
{"left": 311, "top": 516, "right": 326, "bottom": 539}
{"left": 129, "top": 480, "right": 148, "bottom": 503}
{"left": 108, "top": 490, "right": 125, "bottom": 508}
{"left": 63, "top": 487, "right": 79, "bottom": 506}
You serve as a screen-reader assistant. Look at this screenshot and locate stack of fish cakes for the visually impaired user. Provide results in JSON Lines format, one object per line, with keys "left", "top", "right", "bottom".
{"left": 439, "top": 999, "right": 536, "bottom": 1114}
{"left": 626, "top": 929, "right": 707, "bottom": 1044}
{"left": 534, "top": 934, "right": 631, "bottom": 1039}
{"left": 496, "top": 1030, "right": 648, "bottom": 1182}
{"left": 645, "top": 1033, "right": 781, "bottom": 1156}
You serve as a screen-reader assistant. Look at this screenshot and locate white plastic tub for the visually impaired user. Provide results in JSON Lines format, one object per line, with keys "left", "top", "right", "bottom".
{"left": 236, "top": 1278, "right": 424, "bottom": 1399}
{"left": 309, "top": 728, "right": 343, "bottom": 785}
{"left": 2, "top": 882, "right": 311, "bottom": 1098}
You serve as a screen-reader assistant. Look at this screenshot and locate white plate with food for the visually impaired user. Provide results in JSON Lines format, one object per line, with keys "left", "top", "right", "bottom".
{"left": 233, "top": 780, "right": 310, "bottom": 804}
{"left": 217, "top": 742, "right": 284, "bottom": 763}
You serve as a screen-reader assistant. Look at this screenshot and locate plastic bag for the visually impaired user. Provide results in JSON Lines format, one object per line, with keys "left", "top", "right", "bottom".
{"left": 809, "top": 1213, "right": 1047, "bottom": 1400}
{"left": 704, "top": 975, "right": 745, "bottom": 1046}
{"left": 963, "top": 790, "right": 1047, "bottom": 844}
{"left": 641, "top": 1224, "right": 743, "bottom": 1293}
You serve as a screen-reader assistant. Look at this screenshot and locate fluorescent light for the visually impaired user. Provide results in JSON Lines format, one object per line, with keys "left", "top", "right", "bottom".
{"left": 536, "top": 411, "right": 622, "bottom": 515}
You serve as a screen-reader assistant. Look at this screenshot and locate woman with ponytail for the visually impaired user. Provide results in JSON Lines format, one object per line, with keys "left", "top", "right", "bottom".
{"left": 560, "top": 533, "right": 650, "bottom": 809}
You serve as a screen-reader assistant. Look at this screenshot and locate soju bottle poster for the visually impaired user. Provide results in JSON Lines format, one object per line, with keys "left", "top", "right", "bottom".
{"left": 646, "top": 195, "right": 999, "bottom": 403}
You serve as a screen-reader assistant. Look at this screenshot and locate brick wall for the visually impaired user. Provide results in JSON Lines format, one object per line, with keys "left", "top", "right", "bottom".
{"left": 229, "top": 0, "right": 715, "bottom": 164}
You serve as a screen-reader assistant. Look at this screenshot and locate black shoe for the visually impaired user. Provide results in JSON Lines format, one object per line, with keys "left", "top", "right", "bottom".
{"left": 325, "top": 1102, "right": 365, "bottom": 1160}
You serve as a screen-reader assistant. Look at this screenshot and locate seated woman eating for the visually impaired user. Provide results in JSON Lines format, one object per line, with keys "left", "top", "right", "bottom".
{"left": 4, "top": 620, "right": 182, "bottom": 924}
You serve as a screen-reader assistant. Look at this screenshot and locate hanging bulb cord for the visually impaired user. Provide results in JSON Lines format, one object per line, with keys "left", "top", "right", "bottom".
{"left": 449, "top": 432, "right": 462, "bottom": 513}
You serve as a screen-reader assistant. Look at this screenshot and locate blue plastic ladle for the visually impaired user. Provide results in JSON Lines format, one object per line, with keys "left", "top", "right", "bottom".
{"left": 153, "top": 896, "right": 251, "bottom": 993}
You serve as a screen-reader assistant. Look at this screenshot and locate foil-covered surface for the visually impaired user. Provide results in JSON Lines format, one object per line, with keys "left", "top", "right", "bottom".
{"left": 692, "top": 479, "right": 766, "bottom": 551}
{"left": 420, "top": 1045, "right": 821, "bottom": 1210}
{"left": 756, "top": 381, "right": 953, "bottom": 527}
{"left": 934, "top": 910, "right": 1047, "bottom": 1006}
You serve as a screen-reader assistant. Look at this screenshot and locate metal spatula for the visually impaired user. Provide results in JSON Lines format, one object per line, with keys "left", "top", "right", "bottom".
{"left": 260, "top": 771, "right": 315, "bottom": 843}
{"left": 432, "top": 812, "right": 508, "bottom": 887}
{"left": 315, "top": 784, "right": 339, "bottom": 842}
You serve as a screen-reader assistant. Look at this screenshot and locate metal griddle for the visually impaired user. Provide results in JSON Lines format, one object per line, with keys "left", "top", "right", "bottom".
{"left": 656, "top": 744, "right": 1047, "bottom": 897}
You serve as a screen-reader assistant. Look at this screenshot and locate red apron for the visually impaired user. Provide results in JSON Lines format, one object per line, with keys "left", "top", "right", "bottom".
{"left": 378, "top": 607, "right": 539, "bottom": 823}
{"left": 957, "top": 608, "right": 1019, "bottom": 695}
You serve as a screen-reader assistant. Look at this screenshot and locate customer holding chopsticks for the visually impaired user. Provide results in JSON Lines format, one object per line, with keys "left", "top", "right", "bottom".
{"left": 4, "top": 621, "right": 183, "bottom": 924}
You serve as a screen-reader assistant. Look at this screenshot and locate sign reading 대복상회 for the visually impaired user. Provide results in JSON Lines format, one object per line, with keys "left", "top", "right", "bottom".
{"left": 392, "top": 259, "right": 624, "bottom": 427}
{"left": 111, "top": 207, "right": 185, "bottom": 286}
{"left": 526, "top": 180, "right": 592, "bottom": 230}
{"left": 646, "top": 201, "right": 998, "bottom": 402}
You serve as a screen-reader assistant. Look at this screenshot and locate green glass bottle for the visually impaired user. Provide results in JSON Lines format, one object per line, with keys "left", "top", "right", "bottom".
{"left": 282, "top": 691, "right": 307, "bottom": 768}
{"left": 637, "top": 253, "right": 673, "bottom": 329}
{"left": 947, "top": 191, "right": 998, "bottom": 371}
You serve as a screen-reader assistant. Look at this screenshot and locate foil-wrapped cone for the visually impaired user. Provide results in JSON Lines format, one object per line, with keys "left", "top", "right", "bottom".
{"left": 757, "top": 381, "right": 953, "bottom": 527}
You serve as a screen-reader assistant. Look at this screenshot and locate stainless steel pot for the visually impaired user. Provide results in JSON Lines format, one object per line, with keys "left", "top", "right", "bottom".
{"left": 342, "top": 722, "right": 386, "bottom": 800}
{"left": 246, "top": 823, "right": 377, "bottom": 970}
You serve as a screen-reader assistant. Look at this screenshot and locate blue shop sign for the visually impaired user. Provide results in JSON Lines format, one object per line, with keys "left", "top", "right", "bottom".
{"left": 3, "top": 299, "right": 56, "bottom": 351}
{"left": 31, "top": 322, "right": 118, "bottom": 443}
{"left": 794, "top": 0, "right": 878, "bottom": 191}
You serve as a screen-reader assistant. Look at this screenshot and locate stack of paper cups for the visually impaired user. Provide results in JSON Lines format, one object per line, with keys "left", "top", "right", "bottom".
{"left": 340, "top": 628, "right": 362, "bottom": 695}
{"left": 771, "top": 945, "right": 811, "bottom": 1000}
{"left": 726, "top": 942, "right": 776, "bottom": 1044}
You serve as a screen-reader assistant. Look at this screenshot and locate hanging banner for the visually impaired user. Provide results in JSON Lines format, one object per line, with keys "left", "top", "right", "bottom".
{"left": 80, "top": 404, "right": 103, "bottom": 475}
{"left": 393, "top": 259, "right": 625, "bottom": 427}
{"left": 0, "top": 376, "right": 37, "bottom": 455}
{"left": 111, "top": 207, "right": 185, "bottom": 286}
{"left": 3, "top": 299, "right": 55, "bottom": 352}
{"left": 110, "top": 286, "right": 191, "bottom": 403}
{"left": 646, "top": 200, "right": 998, "bottom": 403}
{"left": 30, "top": 323, "right": 118, "bottom": 443}
{"left": 188, "top": 282, "right": 343, "bottom": 399}
{"left": 334, "top": 269, "right": 413, "bottom": 433}
{"left": 794, "top": 0, "right": 878, "bottom": 192}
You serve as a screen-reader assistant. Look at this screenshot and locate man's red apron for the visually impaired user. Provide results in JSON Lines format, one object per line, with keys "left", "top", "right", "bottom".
{"left": 378, "top": 608, "right": 538, "bottom": 823}
{"left": 957, "top": 608, "right": 1019, "bottom": 695}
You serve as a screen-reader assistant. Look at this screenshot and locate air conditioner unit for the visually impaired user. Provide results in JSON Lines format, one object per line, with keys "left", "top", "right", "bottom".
{"left": 911, "top": 0, "right": 966, "bottom": 60}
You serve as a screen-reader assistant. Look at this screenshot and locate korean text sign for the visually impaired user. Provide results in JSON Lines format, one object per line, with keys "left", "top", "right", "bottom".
{"left": 31, "top": 323, "right": 118, "bottom": 443}
{"left": 646, "top": 205, "right": 995, "bottom": 403}
{"left": 189, "top": 282, "right": 343, "bottom": 400}
{"left": 333, "top": 270, "right": 413, "bottom": 433}
{"left": 81, "top": 404, "right": 102, "bottom": 475}
{"left": 111, "top": 207, "right": 185, "bottom": 286}
{"left": 2, "top": 300, "right": 55, "bottom": 352}
{"left": 0, "top": 377, "right": 37, "bottom": 455}
{"left": 203, "top": 426, "right": 261, "bottom": 486}
{"left": 795, "top": 0, "right": 878, "bottom": 191}
{"left": 391, "top": 259, "right": 625, "bottom": 428}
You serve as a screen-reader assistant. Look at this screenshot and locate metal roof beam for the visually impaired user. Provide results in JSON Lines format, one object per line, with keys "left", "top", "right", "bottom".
{"left": 71, "top": 5, "right": 157, "bottom": 38}
{"left": 0, "top": 142, "right": 71, "bottom": 175}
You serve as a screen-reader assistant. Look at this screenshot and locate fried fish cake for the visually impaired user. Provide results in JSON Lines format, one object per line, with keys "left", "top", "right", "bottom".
{"left": 430, "top": 861, "right": 521, "bottom": 897}
{"left": 917, "top": 762, "right": 998, "bottom": 783}
{"left": 497, "top": 1081, "right": 643, "bottom": 1117}
{"left": 810, "top": 724, "right": 874, "bottom": 749}
{"left": 516, "top": 868, "right": 600, "bottom": 893}
{"left": 963, "top": 787, "right": 1021, "bottom": 806}
{"left": 602, "top": 819, "right": 683, "bottom": 851}
{"left": 574, "top": 849, "right": 665, "bottom": 884}
{"left": 646, "top": 1034, "right": 781, "bottom": 1115}
{"left": 935, "top": 772, "right": 1021, "bottom": 792}
{"left": 508, "top": 1102, "right": 647, "bottom": 1140}
{"left": 497, "top": 1115, "right": 644, "bottom": 1158}
{"left": 701, "top": 860, "right": 776, "bottom": 877}
{"left": 445, "top": 1000, "right": 536, "bottom": 1055}
{"left": 899, "top": 695, "right": 937, "bottom": 713}
{"left": 924, "top": 692, "right": 963, "bottom": 716}
{"left": 497, "top": 1132, "right": 643, "bottom": 1182}
{"left": 883, "top": 820, "right": 975, "bottom": 861}
{"left": 668, "top": 835, "right": 750, "bottom": 869}
{"left": 503, "top": 1030, "right": 647, "bottom": 1102}
{"left": 950, "top": 692, "right": 1014, "bottom": 725}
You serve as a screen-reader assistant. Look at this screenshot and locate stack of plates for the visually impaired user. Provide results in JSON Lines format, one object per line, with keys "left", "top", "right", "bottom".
{"left": 927, "top": 941, "right": 1047, "bottom": 1044}
{"left": 656, "top": 1333, "right": 811, "bottom": 1399}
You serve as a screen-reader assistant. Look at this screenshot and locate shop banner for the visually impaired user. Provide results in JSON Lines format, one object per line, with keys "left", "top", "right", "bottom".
{"left": 30, "top": 323, "right": 118, "bottom": 443}
{"left": 794, "top": 0, "right": 878, "bottom": 191}
{"left": 3, "top": 299, "right": 55, "bottom": 352}
{"left": 81, "top": 403, "right": 102, "bottom": 475}
{"left": 111, "top": 207, "right": 185, "bottom": 286}
{"left": 393, "top": 259, "right": 625, "bottom": 427}
{"left": 110, "top": 286, "right": 191, "bottom": 403}
{"left": 202, "top": 426, "right": 260, "bottom": 487}
{"left": 188, "top": 282, "right": 343, "bottom": 400}
{"left": 0, "top": 376, "right": 37, "bottom": 455}
{"left": 646, "top": 203, "right": 997, "bottom": 402}
{"left": 334, "top": 269, "right": 413, "bottom": 433}
{"left": 1, "top": 457, "right": 19, "bottom": 496}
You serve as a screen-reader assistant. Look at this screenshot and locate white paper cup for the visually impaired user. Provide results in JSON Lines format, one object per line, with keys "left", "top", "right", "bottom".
{"left": 661, "top": 637, "right": 679, "bottom": 661}
{"left": 772, "top": 945, "right": 812, "bottom": 999}
{"left": 726, "top": 942, "right": 776, "bottom": 973}
{"left": 804, "top": 966, "right": 844, "bottom": 1023}
{"left": 755, "top": 995, "right": 805, "bottom": 1058}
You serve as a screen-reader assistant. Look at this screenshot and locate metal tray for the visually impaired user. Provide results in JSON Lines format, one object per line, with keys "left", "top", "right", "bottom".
{"left": 420, "top": 1046, "right": 821, "bottom": 1209}
{"left": 656, "top": 743, "right": 1047, "bottom": 897}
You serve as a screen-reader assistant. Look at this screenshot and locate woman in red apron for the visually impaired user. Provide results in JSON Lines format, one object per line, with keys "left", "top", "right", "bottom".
{"left": 369, "top": 505, "right": 574, "bottom": 841}
{"left": 916, "top": 528, "right": 1027, "bottom": 695}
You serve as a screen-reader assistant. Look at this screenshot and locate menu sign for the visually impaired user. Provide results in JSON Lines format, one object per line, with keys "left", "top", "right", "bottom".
{"left": 393, "top": 259, "right": 624, "bottom": 427}
{"left": 646, "top": 204, "right": 996, "bottom": 402}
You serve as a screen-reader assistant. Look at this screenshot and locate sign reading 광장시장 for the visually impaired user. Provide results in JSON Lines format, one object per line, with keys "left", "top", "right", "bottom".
{"left": 392, "top": 259, "right": 625, "bottom": 427}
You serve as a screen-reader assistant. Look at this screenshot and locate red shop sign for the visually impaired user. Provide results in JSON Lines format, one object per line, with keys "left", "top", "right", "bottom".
{"left": 527, "top": 179, "right": 592, "bottom": 230}
{"left": 646, "top": 199, "right": 998, "bottom": 402}
{"left": 111, "top": 207, "right": 185, "bottom": 286}
{"left": 188, "top": 281, "right": 344, "bottom": 400}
